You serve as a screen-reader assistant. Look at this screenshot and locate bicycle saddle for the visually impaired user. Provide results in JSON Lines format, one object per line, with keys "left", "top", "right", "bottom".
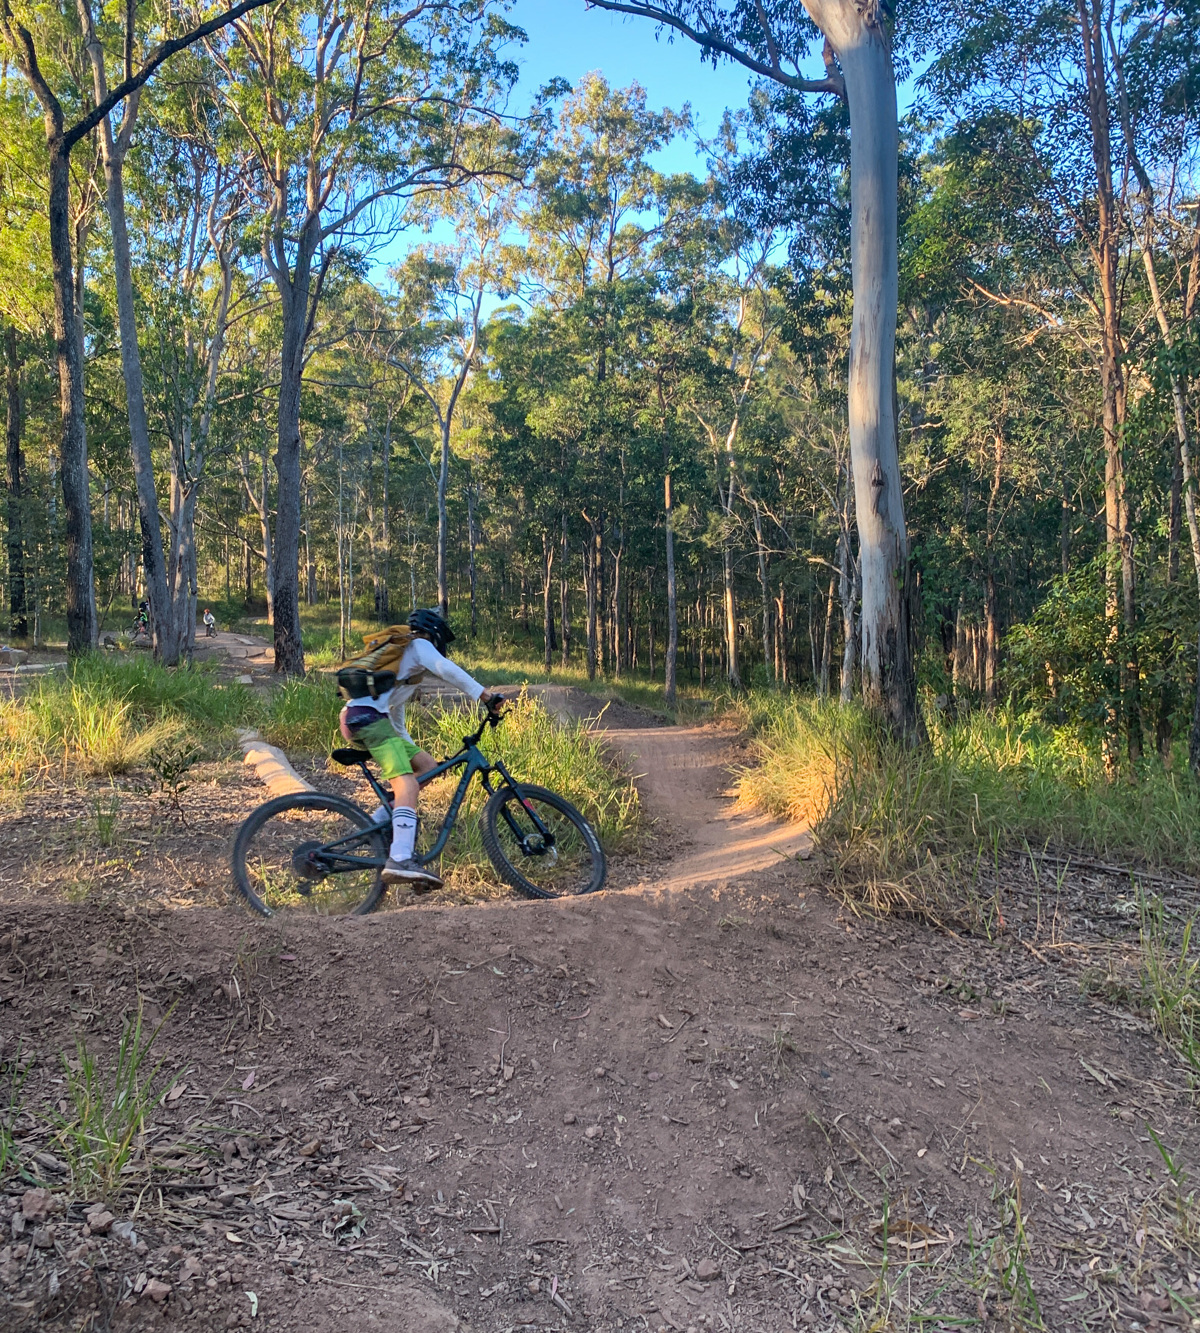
{"left": 330, "top": 747, "right": 373, "bottom": 767}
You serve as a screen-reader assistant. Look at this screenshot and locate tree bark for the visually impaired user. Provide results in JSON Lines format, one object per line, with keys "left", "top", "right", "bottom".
{"left": 542, "top": 529, "right": 556, "bottom": 672}
{"left": 5, "top": 326, "right": 27, "bottom": 637}
{"left": 721, "top": 541, "right": 740, "bottom": 690}
{"left": 49, "top": 139, "right": 98, "bottom": 654}
{"left": 272, "top": 234, "right": 311, "bottom": 673}
{"left": 436, "top": 414, "right": 451, "bottom": 618}
{"left": 839, "top": 540, "right": 859, "bottom": 706}
{"left": 750, "top": 497, "right": 772, "bottom": 681}
{"left": 466, "top": 475, "right": 478, "bottom": 637}
{"left": 379, "top": 409, "right": 392, "bottom": 620}
{"left": 808, "top": 2, "right": 915, "bottom": 736}
{"left": 819, "top": 571, "right": 835, "bottom": 699}
{"left": 1077, "top": 0, "right": 1137, "bottom": 764}
{"left": 82, "top": 11, "right": 182, "bottom": 665}
{"left": 664, "top": 471, "right": 679, "bottom": 707}
{"left": 583, "top": 516, "right": 599, "bottom": 680}
{"left": 985, "top": 431, "right": 1003, "bottom": 708}
{"left": 560, "top": 512, "right": 570, "bottom": 668}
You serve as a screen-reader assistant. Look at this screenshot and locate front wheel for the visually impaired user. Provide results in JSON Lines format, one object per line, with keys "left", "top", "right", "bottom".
{"left": 481, "top": 783, "right": 606, "bottom": 900}
{"left": 231, "top": 793, "right": 388, "bottom": 917}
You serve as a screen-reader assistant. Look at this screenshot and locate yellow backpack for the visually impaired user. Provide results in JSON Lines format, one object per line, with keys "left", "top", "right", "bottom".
{"left": 334, "top": 625, "right": 416, "bottom": 700}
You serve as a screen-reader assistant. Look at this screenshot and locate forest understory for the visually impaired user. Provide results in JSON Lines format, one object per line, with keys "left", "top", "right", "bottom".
{"left": 2, "top": 666, "right": 1199, "bottom": 1333}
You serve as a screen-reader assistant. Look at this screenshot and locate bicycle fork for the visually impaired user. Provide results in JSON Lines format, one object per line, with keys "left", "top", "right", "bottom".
{"left": 487, "top": 761, "right": 556, "bottom": 855}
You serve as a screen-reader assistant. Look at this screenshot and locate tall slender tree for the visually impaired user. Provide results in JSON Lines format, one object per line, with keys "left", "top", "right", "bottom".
{"left": 0, "top": 0, "right": 271, "bottom": 654}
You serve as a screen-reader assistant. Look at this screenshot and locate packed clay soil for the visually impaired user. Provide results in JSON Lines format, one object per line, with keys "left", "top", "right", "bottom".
{"left": 1, "top": 670, "right": 1199, "bottom": 1332}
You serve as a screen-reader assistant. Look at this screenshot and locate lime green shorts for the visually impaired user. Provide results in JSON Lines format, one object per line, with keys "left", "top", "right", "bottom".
{"left": 347, "top": 715, "right": 420, "bottom": 780}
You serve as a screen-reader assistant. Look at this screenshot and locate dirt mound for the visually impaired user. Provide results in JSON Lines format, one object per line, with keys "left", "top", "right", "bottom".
{"left": 1, "top": 713, "right": 1196, "bottom": 1331}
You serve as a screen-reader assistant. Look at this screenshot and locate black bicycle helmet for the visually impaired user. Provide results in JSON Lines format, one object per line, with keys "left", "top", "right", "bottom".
{"left": 408, "top": 608, "right": 455, "bottom": 657}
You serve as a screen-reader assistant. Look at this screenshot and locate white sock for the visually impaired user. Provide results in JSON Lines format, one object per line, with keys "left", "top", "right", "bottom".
{"left": 390, "top": 807, "right": 417, "bottom": 862}
{"left": 370, "top": 804, "right": 390, "bottom": 825}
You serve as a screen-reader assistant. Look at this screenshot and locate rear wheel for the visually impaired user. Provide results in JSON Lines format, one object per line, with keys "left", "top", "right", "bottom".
{"left": 232, "top": 793, "right": 388, "bottom": 917}
{"left": 481, "top": 783, "right": 606, "bottom": 899}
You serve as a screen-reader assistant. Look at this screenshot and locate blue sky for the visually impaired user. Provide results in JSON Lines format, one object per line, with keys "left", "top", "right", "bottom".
{"left": 377, "top": 3, "right": 919, "bottom": 276}
{"left": 504, "top": 0, "right": 759, "bottom": 173}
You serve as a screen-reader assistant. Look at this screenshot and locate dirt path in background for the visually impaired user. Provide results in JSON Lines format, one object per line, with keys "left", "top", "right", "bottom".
{"left": 192, "top": 629, "right": 275, "bottom": 677}
{"left": 1, "top": 685, "right": 1198, "bottom": 1333}
{"left": 601, "top": 726, "right": 812, "bottom": 891}
{"left": 526, "top": 684, "right": 813, "bottom": 890}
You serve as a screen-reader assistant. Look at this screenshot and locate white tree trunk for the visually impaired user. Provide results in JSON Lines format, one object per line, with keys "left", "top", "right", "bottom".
{"left": 804, "top": 0, "right": 918, "bottom": 738}
{"left": 664, "top": 471, "right": 679, "bottom": 706}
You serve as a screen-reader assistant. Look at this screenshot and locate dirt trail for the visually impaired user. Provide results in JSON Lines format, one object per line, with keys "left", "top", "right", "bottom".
{"left": 2, "top": 682, "right": 1198, "bottom": 1333}
{"left": 192, "top": 628, "right": 275, "bottom": 674}
{"left": 526, "top": 685, "right": 813, "bottom": 890}
{"left": 602, "top": 725, "right": 812, "bottom": 891}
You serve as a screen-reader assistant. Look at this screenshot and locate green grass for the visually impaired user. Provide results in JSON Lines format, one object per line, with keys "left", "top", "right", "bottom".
{"left": 259, "top": 675, "right": 343, "bottom": 752}
{"left": 409, "top": 691, "right": 641, "bottom": 856}
{"left": 735, "top": 694, "right": 1200, "bottom": 920}
{"left": 0, "top": 1043, "right": 28, "bottom": 1181}
{"left": 0, "top": 654, "right": 256, "bottom": 783}
{"left": 50, "top": 1002, "right": 180, "bottom": 1193}
{"left": 1141, "top": 897, "right": 1200, "bottom": 1074}
{"left": 1, "top": 645, "right": 641, "bottom": 885}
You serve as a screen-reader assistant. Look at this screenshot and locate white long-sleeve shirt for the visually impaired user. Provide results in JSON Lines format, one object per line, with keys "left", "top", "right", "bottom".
{"left": 343, "top": 637, "right": 485, "bottom": 741}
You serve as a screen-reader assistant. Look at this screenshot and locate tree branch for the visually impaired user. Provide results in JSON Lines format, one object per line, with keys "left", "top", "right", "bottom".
{"left": 584, "top": 0, "right": 843, "bottom": 98}
{"left": 63, "top": 0, "right": 274, "bottom": 151}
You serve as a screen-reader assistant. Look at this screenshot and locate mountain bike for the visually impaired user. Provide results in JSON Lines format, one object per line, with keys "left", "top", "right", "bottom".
{"left": 230, "top": 705, "right": 606, "bottom": 916}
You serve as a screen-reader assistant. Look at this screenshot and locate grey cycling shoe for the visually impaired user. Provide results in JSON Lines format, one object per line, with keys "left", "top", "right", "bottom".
{"left": 381, "top": 858, "right": 442, "bottom": 891}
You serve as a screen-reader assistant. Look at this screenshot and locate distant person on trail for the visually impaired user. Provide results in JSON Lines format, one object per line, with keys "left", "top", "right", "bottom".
{"left": 337, "top": 608, "right": 504, "bottom": 891}
{"left": 203, "top": 608, "right": 217, "bottom": 637}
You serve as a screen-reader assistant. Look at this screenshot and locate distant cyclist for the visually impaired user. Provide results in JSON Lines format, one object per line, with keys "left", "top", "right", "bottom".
{"left": 337, "top": 609, "right": 504, "bottom": 890}
{"left": 203, "top": 608, "right": 217, "bottom": 638}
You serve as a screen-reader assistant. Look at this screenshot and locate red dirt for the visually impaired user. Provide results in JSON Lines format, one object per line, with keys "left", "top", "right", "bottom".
{"left": 1, "top": 698, "right": 1198, "bottom": 1332}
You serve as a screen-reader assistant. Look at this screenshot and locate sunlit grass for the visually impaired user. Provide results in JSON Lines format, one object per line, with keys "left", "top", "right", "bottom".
{"left": 259, "top": 675, "right": 343, "bottom": 753}
{"left": 0, "top": 654, "right": 255, "bottom": 784}
{"left": 409, "top": 690, "right": 640, "bottom": 857}
{"left": 735, "top": 694, "right": 1200, "bottom": 920}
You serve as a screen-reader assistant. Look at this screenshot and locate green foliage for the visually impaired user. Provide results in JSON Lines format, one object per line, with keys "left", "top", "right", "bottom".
{"left": 50, "top": 1003, "right": 180, "bottom": 1193}
{"left": 1002, "top": 560, "right": 1112, "bottom": 730}
{"left": 260, "top": 676, "right": 344, "bottom": 754}
{"left": 147, "top": 740, "right": 203, "bottom": 825}
{"left": 0, "top": 654, "right": 254, "bottom": 783}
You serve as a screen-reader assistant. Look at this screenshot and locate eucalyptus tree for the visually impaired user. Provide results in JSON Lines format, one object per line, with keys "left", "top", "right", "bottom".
{"left": 585, "top": 0, "right": 919, "bottom": 738}
{"left": 207, "top": 0, "right": 521, "bottom": 674}
{"left": 4, "top": 325, "right": 26, "bottom": 636}
{"left": 1112, "top": 2, "right": 1200, "bottom": 773}
{"left": 0, "top": 88, "right": 51, "bottom": 639}
{"left": 520, "top": 73, "right": 690, "bottom": 675}
{"left": 681, "top": 228, "right": 780, "bottom": 690}
{"left": 134, "top": 78, "right": 254, "bottom": 656}
{"left": 0, "top": 0, "right": 270, "bottom": 654}
{"left": 388, "top": 161, "right": 518, "bottom": 617}
{"left": 916, "top": 0, "right": 1200, "bottom": 763}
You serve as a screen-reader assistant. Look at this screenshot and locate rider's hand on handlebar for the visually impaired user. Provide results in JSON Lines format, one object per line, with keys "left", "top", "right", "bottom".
{"left": 483, "top": 691, "right": 507, "bottom": 715}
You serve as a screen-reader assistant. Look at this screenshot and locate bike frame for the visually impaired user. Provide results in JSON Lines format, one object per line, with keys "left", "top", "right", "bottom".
{"left": 316, "top": 713, "right": 554, "bottom": 873}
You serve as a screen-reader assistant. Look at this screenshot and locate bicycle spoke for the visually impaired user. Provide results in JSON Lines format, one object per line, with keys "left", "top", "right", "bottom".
{"left": 486, "top": 788, "right": 602, "bottom": 897}
{"left": 238, "top": 803, "right": 384, "bottom": 915}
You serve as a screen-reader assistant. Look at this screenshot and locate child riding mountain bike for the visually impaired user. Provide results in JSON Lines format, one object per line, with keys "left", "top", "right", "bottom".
{"left": 337, "top": 608, "right": 504, "bottom": 891}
